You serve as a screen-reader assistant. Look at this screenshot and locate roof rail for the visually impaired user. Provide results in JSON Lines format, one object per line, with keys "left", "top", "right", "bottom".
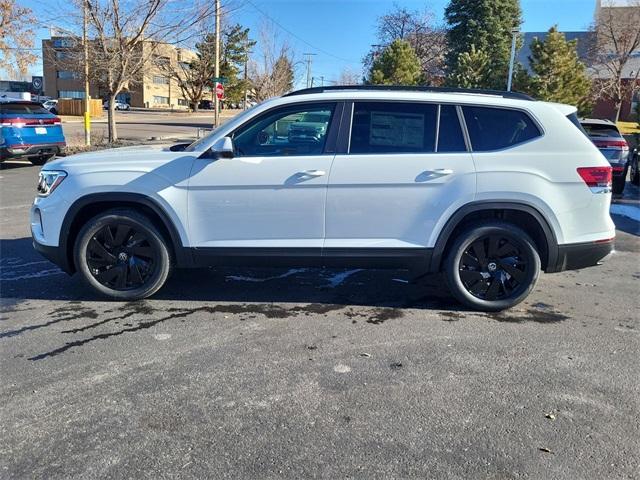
{"left": 284, "top": 85, "right": 535, "bottom": 101}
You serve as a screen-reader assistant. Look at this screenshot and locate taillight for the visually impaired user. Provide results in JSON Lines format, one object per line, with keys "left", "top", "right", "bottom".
{"left": 577, "top": 166, "right": 612, "bottom": 193}
{"left": 52, "top": 117, "right": 61, "bottom": 124}
{"left": 593, "top": 139, "right": 629, "bottom": 151}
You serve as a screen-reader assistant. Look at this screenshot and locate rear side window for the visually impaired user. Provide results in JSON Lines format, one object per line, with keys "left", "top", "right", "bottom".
{"left": 462, "top": 106, "right": 541, "bottom": 151}
{"left": 581, "top": 122, "right": 622, "bottom": 138}
{"left": 437, "top": 105, "right": 466, "bottom": 152}
{"left": 0, "top": 103, "right": 50, "bottom": 115}
{"left": 350, "top": 102, "right": 437, "bottom": 154}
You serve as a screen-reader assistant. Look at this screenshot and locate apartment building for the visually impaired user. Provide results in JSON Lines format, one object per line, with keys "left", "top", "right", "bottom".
{"left": 42, "top": 37, "right": 197, "bottom": 109}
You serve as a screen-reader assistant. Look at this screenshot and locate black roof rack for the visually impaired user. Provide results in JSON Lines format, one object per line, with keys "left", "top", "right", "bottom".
{"left": 284, "top": 85, "right": 534, "bottom": 101}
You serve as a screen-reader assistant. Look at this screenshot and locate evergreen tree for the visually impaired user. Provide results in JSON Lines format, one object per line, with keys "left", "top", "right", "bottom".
{"left": 369, "top": 39, "right": 422, "bottom": 85}
{"left": 445, "top": 0, "right": 521, "bottom": 89}
{"left": 220, "top": 24, "right": 256, "bottom": 104}
{"left": 523, "top": 26, "right": 592, "bottom": 114}
{"left": 449, "top": 45, "right": 492, "bottom": 88}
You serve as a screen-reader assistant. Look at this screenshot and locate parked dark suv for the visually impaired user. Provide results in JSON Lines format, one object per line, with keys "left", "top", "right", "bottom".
{"left": 580, "top": 118, "right": 629, "bottom": 194}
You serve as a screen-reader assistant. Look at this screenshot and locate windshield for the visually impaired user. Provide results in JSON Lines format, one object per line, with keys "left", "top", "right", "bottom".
{"left": 184, "top": 103, "right": 263, "bottom": 152}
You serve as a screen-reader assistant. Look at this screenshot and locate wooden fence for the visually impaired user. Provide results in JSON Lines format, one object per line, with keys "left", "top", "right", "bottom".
{"left": 57, "top": 99, "right": 103, "bottom": 118}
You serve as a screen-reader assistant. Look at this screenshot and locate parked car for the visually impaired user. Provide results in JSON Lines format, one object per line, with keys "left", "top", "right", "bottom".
{"left": 103, "top": 100, "right": 130, "bottom": 111}
{"left": 31, "top": 86, "right": 615, "bottom": 311}
{"left": 198, "top": 99, "right": 213, "bottom": 110}
{"left": 42, "top": 99, "right": 58, "bottom": 115}
{"left": 580, "top": 118, "right": 629, "bottom": 194}
{"left": 1, "top": 100, "right": 65, "bottom": 165}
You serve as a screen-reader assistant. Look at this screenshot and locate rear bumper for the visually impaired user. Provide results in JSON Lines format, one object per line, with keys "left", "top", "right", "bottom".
{"left": 551, "top": 239, "right": 614, "bottom": 272}
{"left": 1, "top": 143, "right": 65, "bottom": 160}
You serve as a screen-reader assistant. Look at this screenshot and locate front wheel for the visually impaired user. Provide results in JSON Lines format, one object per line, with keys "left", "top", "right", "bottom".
{"left": 74, "top": 209, "right": 172, "bottom": 300}
{"left": 444, "top": 222, "right": 541, "bottom": 311}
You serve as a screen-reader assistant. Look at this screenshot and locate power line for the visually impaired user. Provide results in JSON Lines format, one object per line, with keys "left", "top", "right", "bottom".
{"left": 244, "top": 0, "right": 359, "bottom": 64}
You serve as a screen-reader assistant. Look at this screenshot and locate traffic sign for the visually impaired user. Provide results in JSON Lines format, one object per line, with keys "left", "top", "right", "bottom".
{"left": 32, "top": 76, "right": 43, "bottom": 91}
{"left": 215, "top": 82, "right": 224, "bottom": 100}
{"left": 212, "top": 77, "right": 228, "bottom": 84}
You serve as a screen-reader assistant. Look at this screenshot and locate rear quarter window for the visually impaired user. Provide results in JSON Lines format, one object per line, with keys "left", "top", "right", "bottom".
{"left": 462, "top": 106, "right": 541, "bottom": 151}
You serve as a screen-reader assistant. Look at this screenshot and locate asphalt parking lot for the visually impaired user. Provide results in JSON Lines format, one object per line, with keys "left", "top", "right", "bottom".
{"left": 1, "top": 160, "right": 639, "bottom": 479}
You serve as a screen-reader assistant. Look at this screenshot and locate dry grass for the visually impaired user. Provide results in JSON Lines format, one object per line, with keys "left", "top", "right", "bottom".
{"left": 617, "top": 121, "right": 640, "bottom": 134}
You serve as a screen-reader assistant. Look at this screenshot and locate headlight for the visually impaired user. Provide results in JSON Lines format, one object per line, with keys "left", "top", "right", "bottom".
{"left": 37, "top": 170, "right": 67, "bottom": 196}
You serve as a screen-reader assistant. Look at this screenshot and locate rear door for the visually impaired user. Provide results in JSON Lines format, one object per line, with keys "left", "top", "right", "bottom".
{"left": 324, "top": 101, "right": 476, "bottom": 251}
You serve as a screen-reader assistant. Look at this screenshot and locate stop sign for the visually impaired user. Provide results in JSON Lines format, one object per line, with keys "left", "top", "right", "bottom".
{"left": 215, "top": 82, "right": 224, "bottom": 100}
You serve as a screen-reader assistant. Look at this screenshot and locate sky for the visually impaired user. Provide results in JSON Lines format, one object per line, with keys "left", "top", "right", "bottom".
{"left": 12, "top": 0, "right": 599, "bottom": 88}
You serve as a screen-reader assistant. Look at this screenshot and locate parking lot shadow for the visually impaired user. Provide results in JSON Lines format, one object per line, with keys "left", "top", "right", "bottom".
{"left": 1, "top": 237, "right": 457, "bottom": 310}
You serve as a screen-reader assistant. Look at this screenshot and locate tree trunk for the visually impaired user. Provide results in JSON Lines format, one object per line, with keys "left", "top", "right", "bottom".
{"left": 108, "top": 94, "right": 118, "bottom": 143}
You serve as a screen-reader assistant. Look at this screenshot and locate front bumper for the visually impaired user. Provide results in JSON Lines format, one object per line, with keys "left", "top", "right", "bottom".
{"left": 552, "top": 239, "right": 614, "bottom": 272}
{"left": 32, "top": 237, "right": 73, "bottom": 274}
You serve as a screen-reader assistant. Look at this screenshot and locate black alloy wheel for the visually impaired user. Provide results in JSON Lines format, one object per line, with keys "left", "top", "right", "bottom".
{"left": 86, "top": 223, "right": 157, "bottom": 290}
{"left": 444, "top": 222, "right": 541, "bottom": 311}
{"left": 74, "top": 209, "right": 171, "bottom": 300}
{"left": 458, "top": 235, "right": 529, "bottom": 301}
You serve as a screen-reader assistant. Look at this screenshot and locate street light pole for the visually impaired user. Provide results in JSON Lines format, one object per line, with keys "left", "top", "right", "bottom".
{"left": 83, "top": 0, "right": 91, "bottom": 145}
{"left": 214, "top": 0, "right": 220, "bottom": 127}
{"left": 507, "top": 28, "right": 519, "bottom": 92}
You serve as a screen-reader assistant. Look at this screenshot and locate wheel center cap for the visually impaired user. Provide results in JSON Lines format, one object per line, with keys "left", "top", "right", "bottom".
{"left": 118, "top": 252, "right": 129, "bottom": 262}
{"left": 487, "top": 262, "right": 497, "bottom": 272}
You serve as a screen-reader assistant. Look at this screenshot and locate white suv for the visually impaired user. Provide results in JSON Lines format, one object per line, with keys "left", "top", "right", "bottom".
{"left": 31, "top": 86, "right": 615, "bottom": 311}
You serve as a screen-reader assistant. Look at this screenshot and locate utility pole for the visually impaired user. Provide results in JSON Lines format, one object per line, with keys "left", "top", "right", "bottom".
{"left": 320, "top": 76, "right": 324, "bottom": 87}
{"left": 243, "top": 51, "right": 249, "bottom": 110}
{"left": 214, "top": 0, "right": 220, "bottom": 127}
{"left": 83, "top": 0, "right": 90, "bottom": 146}
{"left": 507, "top": 28, "right": 519, "bottom": 92}
{"left": 303, "top": 53, "right": 316, "bottom": 88}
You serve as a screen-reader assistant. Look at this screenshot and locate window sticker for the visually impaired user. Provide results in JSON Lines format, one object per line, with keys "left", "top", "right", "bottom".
{"left": 369, "top": 111, "right": 424, "bottom": 148}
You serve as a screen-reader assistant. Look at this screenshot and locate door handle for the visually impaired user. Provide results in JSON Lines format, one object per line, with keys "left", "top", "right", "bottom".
{"left": 299, "top": 170, "right": 326, "bottom": 177}
{"left": 432, "top": 168, "right": 453, "bottom": 175}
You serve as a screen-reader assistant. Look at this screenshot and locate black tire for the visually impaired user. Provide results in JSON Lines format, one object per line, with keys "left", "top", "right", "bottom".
{"left": 74, "top": 209, "right": 171, "bottom": 300}
{"left": 444, "top": 221, "right": 541, "bottom": 312}
{"left": 29, "top": 154, "right": 54, "bottom": 166}
{"left": 50, "top": 108, "right": 57, "bottom": 115}
{"left": 612, "top": 174, "right": 626, "bottom": 195}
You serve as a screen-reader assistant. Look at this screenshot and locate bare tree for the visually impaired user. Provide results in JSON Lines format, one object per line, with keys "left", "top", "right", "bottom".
{"left": 84, "top": 0, "right": 215, "bottom": 141}
{"left": 0, "top": 0, "right": 38, "bottom": 79}
{"left": 248, "top": 24, "right": 296, "bottom": 101}
{"left": 337, "top": 67, "right": 361, "bottom": 85}
{"left": 589, "top": 0, "right": 640, "bottom": 121}
{"left": 365, "top": 4, "right": 447, "bottom": 84}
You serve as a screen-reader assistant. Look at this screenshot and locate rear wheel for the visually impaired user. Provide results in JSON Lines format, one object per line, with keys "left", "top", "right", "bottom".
{"left": 74, "top": 209, "right": 171, "bottom": 300}
{"left": 444, "top": 222, "right": 541, "bottom": 311}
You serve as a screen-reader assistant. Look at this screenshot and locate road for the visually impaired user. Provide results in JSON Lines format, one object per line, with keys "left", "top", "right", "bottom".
{"left": 61, "top": 109, "right": 240, "bottom": 145}
{"left": 1, "top": 160, "right": 639, "bottom": 479}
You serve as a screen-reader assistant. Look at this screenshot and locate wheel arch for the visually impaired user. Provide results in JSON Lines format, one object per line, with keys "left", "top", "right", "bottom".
{"left": 60, "top": 192, "right": 190, "bottom": 274}
{"left": 429, "top": 201, "right": 559, "bottom": 273}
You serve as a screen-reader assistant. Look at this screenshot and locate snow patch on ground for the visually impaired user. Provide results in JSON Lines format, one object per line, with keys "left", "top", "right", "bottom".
{"left": 226, "top": 268, "right": 308, "bottom": 283}
{"left": 324, "top": 269, "right": 364, "bottom": 288}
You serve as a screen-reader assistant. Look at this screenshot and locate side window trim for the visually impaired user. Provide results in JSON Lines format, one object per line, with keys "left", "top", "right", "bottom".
{"left": 229, "top": 101, "right": 339, "bottom": 158}
{"left": 456, "top": 105, "right": 472, "bottom": 152}
{"left": 434, "top": 104, "right": 441, "bottom": 153}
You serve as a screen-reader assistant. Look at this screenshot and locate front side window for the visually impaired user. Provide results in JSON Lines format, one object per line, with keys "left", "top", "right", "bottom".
{"left": 233, "top": 103, "right": 335, "bottom": 157}
{"left": 350, "top": 102, "right": 437, "bottom": 154}
{"left": 462, "top": 106, "right": 541, "bottom": 151}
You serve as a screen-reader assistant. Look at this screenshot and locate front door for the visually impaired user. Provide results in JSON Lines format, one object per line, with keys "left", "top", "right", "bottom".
{"left": 325, "top": 101, "right": 476, "bottom": 251}
{"left": 188, "top": 102, "right": 338, "bottom": 251}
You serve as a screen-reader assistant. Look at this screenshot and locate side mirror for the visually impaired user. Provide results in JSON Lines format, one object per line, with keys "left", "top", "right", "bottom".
{"left": 211, "top": 136, "right": 234, "bottom": 159}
